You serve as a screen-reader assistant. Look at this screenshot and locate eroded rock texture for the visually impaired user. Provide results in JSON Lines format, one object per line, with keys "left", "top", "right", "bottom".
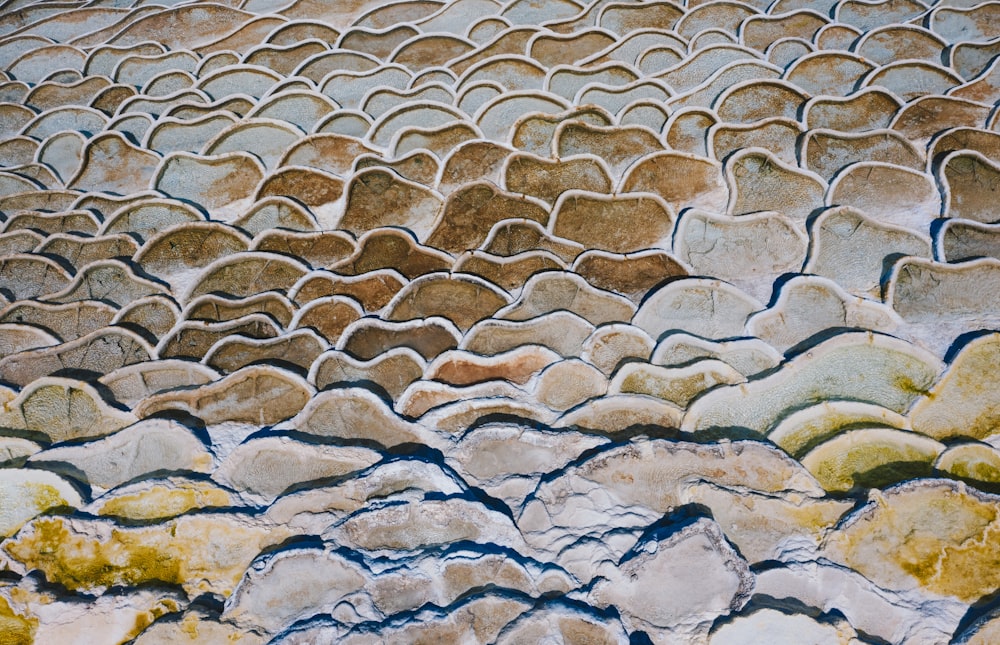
{"left": 0, "top": 0, "right": 998, "bottom": 643}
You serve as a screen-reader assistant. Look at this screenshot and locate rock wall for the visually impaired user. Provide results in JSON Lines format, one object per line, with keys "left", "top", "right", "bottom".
{"left": 0, "top": 0, "right": 999, "bottom": 643}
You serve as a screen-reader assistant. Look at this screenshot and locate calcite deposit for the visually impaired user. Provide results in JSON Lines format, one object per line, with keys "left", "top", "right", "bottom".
{"left": 0, "top": 0, "right": 998, "bottom": 643}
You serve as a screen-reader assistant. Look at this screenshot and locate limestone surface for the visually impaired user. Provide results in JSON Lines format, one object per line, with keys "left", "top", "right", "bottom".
{"left": 0, "top": 0, "right": 997, "bottom": 642}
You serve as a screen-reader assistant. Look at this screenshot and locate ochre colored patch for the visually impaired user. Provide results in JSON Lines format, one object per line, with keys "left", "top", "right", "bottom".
{"left": 125, "top": 598, "right": 182, "bottom": 642}
{"left": 827, "top": 484, "right": 1000, "bottom": 602}
{"left": 3, "top": 516, "right": 286, "bottom": 596}
{"left": 98, "top": 484, "right": 232, "bottom": 521}
{"left": 5, "top": 518, "right": 184, "bottom": 591}
{"left": 0, "top": 597, "right": 36, "bottom": 645}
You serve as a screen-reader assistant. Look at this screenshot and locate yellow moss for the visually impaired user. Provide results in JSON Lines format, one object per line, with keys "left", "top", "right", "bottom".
{"left": 620, "top": 371, "right": 662, "bottom": 397}
{"left": 829, "top": 485, "right": 1000, "bottom": 602}
{"left": 892, "top": 373, "right": 931, "bottom": 397}
{"left": 889, "top": 504, "right": 1000, "bottom": 601}
{"left": 124, "top": 598, "right": 181, "bottom": 642}
{"left": 795, "top": 502, "right": 850, "bottom": 533}
{"left": 967, "top": 415, "right": 1000, "bottom": 442}
{"left": 180, "top": 612, "right": 201, "bottom": 640}
{"left": 808, "top": 443, "right": 936, "bottom": 492}
{"left": 938, "top": 444, "right": 1000, "bottom": 488}
{"left": 754, "top": 495, "right": 848, "bottom": 535}
{"left": 0, "top": 480, "right": 73, "bottom": 538}
{"left": 3, "top": 516, "right": 286, "bottom": 596}
{"left": 25, "top": 483, "right": 67, "bottom": 514}
{"left": 0, "top": 597, "right": 36, "bottom": 645}
{"left": 926, "top": 520, "right": 1000, "bottom": 601}
{"left": 6, "top": 589, "right": 44, "bottom": 607}
{"left": 948, "top": 460, "right": 1000, "bottom": 483}
{"left": 3, "top": 518, "right": 183, "bottom": 591}
{"left": 97, "top": 485, "right": 231, "bottom": 520}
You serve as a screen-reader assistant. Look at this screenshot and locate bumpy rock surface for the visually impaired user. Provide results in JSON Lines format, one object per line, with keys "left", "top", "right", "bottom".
{"left": 0, "top": 0, "right": 998, "bottom": 643}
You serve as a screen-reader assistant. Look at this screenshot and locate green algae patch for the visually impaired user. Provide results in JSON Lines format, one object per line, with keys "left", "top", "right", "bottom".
{"left": 936, "top": 443, "right": 1000, "bottom": 491}
{"left": 767, "top": 400, "right": 909, "bottom": 458}
{"left": 801, "top": 427, "right": 944, "bottom": 492}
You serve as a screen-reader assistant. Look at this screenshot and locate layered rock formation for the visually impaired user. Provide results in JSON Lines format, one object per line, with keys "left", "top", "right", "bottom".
{"left": 0, "top": 0, "right": 999, "bottom": 642}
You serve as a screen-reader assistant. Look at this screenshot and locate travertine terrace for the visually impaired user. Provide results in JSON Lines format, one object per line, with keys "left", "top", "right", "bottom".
{"left": 0, "top": 0, "right": 999, "bottom": 643}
